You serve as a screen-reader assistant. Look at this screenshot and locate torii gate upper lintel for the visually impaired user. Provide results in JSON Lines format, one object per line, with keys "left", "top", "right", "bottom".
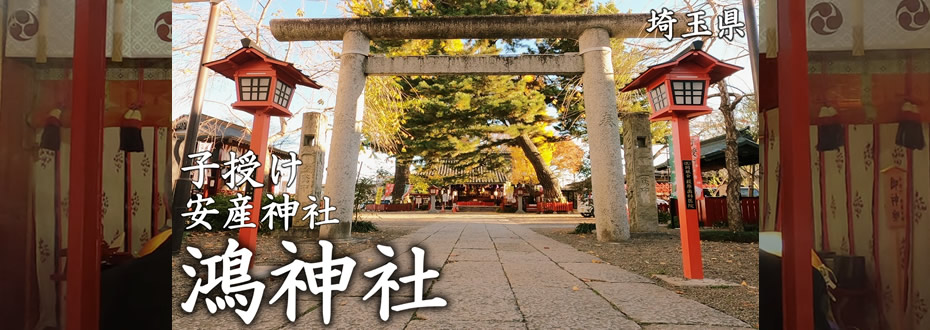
{"left": 268, "top": 14, "right": 687, "bottom": 242}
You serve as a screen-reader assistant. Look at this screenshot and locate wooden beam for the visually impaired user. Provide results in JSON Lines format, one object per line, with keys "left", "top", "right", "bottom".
{"left": 365, "top": 55, "right": 584, "bottom": 76}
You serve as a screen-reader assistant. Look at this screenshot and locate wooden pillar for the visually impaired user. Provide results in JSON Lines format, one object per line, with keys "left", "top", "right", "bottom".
{"left": 777, "top": 0, "right": 815, "bottom": 328}
{"left": 239, "top": 111, "right": 271, "bottom": 259}
{"left": 67, "top": 0, "right": 108, "bottom": 328}
{"left": 670, "top": 116, "right": 704, "bottom": 279}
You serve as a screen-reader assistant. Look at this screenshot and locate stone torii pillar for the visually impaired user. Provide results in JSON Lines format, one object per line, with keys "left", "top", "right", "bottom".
{"left": 319, "top": 31, "right": 369, "bottom": 240}
{"left": 579, "top": 28, "right": 629, "bottom": 241}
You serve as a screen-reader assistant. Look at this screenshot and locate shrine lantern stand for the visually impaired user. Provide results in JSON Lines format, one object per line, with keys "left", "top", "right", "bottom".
{"left": 428, "top": 185, "right": 440, "bottom": 213}
{"left": 621, "top": 40, "right": 741, "bottom": 279}
{"left": 203, "top": 38, "right": 321, "bottom": 256}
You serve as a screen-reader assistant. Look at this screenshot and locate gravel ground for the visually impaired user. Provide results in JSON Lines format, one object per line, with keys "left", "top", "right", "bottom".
{"left": 172, "top": 225, "right": 413, "bottom": 319}
{"left": 534, "top": 226, "right": 760, "bottom": 328}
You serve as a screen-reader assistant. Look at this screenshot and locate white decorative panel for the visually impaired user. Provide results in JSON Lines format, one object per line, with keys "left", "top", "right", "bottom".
{"left": 805, "top": 0, "right": 855, "bottom": 51}
{"left": 101, "top": 127, "right": 125, "bottom": 248}
{"left": 5, "top": 0, "right": 169, "bottom": 58}
{"left": 127, "top": 0, "right": 171, "bottom": 58}
{"left": 864, "top": 0, "right": 930, "bottom": 50}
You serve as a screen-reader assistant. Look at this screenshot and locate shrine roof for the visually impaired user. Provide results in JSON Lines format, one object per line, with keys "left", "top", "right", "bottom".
{"left": 655, "top": 130, "right": 759, "bottom": 172}
{"left": 621, "top": 41, "right": 742, "bottom": 92}
{"left": 415, "top": 158, "right": 510, "bottom": 184}
{"left": 203, "top": 38, "right": 322, "bottom": 89}
{"left": 173, "top": 114, "right": 290, "bottom": 156}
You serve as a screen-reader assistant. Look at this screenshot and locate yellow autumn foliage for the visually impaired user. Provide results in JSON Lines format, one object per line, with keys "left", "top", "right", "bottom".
{"left": 509, "top": 140, "right": 554, "bottom": 184}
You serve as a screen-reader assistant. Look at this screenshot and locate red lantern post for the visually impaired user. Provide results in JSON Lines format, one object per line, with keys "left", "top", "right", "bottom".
{"left": 203, "top": 39, "right": 321, "bottom": 258}
{"left": 621, "top": 41, "right": 741, "bottom": 280}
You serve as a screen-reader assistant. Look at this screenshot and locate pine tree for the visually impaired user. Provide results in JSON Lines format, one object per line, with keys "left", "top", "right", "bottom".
{"left": 350, "top": 0, "right": 596, "bottom": 202}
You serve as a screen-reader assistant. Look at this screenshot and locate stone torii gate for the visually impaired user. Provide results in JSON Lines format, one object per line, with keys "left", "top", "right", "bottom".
{"left": 270, "top": 14, "right": 685, "bottom": 241}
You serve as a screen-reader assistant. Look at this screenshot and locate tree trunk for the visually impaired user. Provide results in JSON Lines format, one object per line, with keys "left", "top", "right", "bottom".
{"left": 718, "top": 82, "right": 744, "bottom": 232}
{"left": 516, "top": 134, "right": 565, "bottom": 201}
{"left": 391, "top": 157, "right": 411, "bottom": 203}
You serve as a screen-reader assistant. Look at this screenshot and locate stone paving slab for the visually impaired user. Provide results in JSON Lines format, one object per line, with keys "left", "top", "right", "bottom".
{"left": 511, "top": 285, "right": 641, "bottom": 330}
{"left": 493, "top": 241, "right": 538, "bottom": 253}
{"left": 173, "top": 297, "right": 317, "bottom": 330}
{"left": 177, "top": 220, "right": 749, "bottom": 329}
{"left": 498, "top": 249, "right": 551, "bottom": 263}
{"left": 640, "top": 325, "right": 755, "bottom": 330}
{"left": 588, "top": 282, "right": 749, "bottom": 327}
{"left": 652, "top": 274, "right": 741, "bottom": 287}
{"left": 449, "top": 248, "right": 499, "bottom": 262}
{"left": 455, "top": 239, "right": 495, "bottom": 249}
{"left": 291, "top": 296, "right": 413, "bottom": 329}
{"left": 406, "top": 320, "right": 528, "bottom": 329}
{"left": 419, "top": 281, "right": 522, "bottom": 322}
{"left": 559, "top": 262, "right": 653, "bottom": 284}
{"left": 501, "top": 262, "right": 584, "bottom": 288}
{"left": 433, "top": 261, "right": 509, "bottom": 284}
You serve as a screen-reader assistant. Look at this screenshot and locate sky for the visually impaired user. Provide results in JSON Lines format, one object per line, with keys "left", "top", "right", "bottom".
{"left": 172, "top": 0, "right": 757, "bottom": 184}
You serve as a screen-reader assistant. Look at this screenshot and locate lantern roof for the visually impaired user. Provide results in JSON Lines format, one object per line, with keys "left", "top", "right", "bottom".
{"left": 204, "top": 38, "right": 323, "bottom": 89}
{"left": 621, "top": 40, "right": 742, "bottom": 92}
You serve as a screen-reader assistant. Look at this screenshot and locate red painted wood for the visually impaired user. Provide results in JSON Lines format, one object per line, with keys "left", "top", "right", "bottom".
{"left": 0, "top": 57, "right": 39, "bottom": 330}
{"left": 671, "top": 117, "right": 704, "bottom": 280}
{"left": 676, "top": 197, "right": 760, "bottom": 227}
{"left": 777, "top": 0, "right": 815, "bottom": 328}
{"left": 66, "top": 0, "right": 108, "bottom": 329}
{"left": 239, "top": 112, "right": 270, "bottom": 260}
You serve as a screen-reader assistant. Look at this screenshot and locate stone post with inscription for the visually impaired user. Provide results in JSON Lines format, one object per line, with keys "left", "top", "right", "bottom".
{"left": 621, "top": 112, "right": 659, "bottom": 232}
{"left": 295, "top": 112, "right": 328, "bottom": 226}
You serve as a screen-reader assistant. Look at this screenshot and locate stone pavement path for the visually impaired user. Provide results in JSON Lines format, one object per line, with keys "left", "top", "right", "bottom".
{"left": 174, "top": 221, "right": 752, "bottom": 329}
